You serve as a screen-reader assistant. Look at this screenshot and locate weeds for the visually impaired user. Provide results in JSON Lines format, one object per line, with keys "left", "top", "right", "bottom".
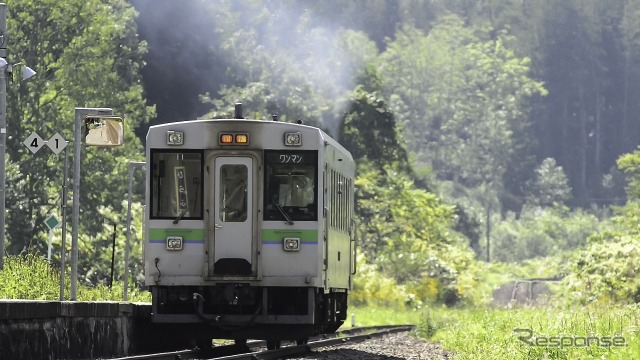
{"left": 0, "top": 253, "right": 150, "bottom": 302}
{"left": 422, "top": 305, "right": 640, "bottom": 359}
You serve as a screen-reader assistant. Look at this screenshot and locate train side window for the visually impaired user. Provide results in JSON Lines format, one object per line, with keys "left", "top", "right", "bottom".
{"left": 340, "top": 173, "right": 345, "bottom": 231}
{"left": 219, "top": 164, "right": 248, "bottom": 222}
{"left": 338, "top": 174, "right": 344, "bottom": 230}
{"left": 331, "top": 169, "right": 336, "bottom": 228}
{"left": 150, "top": 150, "right": 203, "bottom": 220}
{"left": 264, "top": 150, "right": 318, "bottom": 222}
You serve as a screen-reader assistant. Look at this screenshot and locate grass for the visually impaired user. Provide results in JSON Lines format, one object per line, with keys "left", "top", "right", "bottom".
{"left": 349, "top": 303, "right": 640, "bottom": 359}
{"left": 419, "top": 305, "right": 640, "bottom": 360}
{"left": 0, "top": 253, "right": 151, "bottom": 302}
{"left": 6, "top": 253, "right": 640, "bottom": 359}
{"left": 346, "top": 303, "right": 425, "bottom": 328}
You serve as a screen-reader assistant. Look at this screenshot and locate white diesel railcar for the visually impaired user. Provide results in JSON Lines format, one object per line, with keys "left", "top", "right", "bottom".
{"left": 144, "top": 109, "right": 355, "bottom": 348}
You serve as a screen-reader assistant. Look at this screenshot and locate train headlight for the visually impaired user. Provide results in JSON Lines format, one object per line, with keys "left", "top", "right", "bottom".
{"left": 166, "top": 131, "right": 184, "bottom": 145}
{"left": 284, "top": 132, "right": 301, "bottom": 146}
{"left": 283, "top": 237, "right": 300, "bottom": 252}
{"left": 166, "top": 236, "right": 183, "bottom": 251}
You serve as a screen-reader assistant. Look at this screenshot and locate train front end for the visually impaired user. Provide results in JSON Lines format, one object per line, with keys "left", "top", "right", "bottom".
{"left": 143, "top": 117, "right": 355, "bottom": 342}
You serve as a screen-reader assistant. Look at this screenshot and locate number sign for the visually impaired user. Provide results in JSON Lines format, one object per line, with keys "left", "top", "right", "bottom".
{"left": 46, "top": 133, "right": 68, "bottom": 154}
{"left": 23, "top": 132, "right": 45, "bottom": 154}
{"left": 23, "top": 132, "right": 68, "bottom": 155}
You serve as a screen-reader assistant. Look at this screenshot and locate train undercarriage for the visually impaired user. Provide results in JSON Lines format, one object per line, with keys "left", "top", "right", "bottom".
{"left": 149, "top": 285, "right": 347, "bottom": 347}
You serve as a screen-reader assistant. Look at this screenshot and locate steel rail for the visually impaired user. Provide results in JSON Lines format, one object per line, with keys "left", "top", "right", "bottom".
{"left": 110, "top": 325, "right": 415, "bottom": 360}
{"left": 211, "top": 325, "right": 415, "bottom": 360}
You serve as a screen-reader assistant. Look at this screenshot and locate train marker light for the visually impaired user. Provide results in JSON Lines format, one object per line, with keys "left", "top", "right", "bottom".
{"left": 220, "top": 133, "right": 249, "bottom": 145}
{"left": 284, "top": 132, "right": 302, "bottom": 146}
{"left": 166, "top": 236, "right": 183, "bottom": 251}
{"left": 235, "top": 133, "right": 249, "bottom": 144}
{"left": 283, "top": 237, "right": 300, "bottom": 252}
{"left": 166, "top": 131, "right": 184, "bottom": 145}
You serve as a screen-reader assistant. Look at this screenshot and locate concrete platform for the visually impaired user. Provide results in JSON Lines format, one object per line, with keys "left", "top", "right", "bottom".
{"left": 0, "top": 300, "right": 152, "bottom": 360}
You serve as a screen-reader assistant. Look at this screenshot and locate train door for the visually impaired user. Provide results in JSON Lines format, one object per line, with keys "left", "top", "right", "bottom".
{"left": 209, "top": 156, "right": 254, "bottom": 276}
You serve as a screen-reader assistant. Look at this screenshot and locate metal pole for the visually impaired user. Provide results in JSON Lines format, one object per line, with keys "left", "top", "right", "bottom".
{"left": 71, "top": 107, "right": 112, "bottom": 300}
{"left": 109, "top": 223, "right": 116, "bottom": 289}
{"left": 486, "top": 204, "right": 491, "bottom": 263}
{"left": 0, "top": 4, "right": 8, "bottom": 270}
{"left": 60, "top": 144, "right": 69, "bottom": 301}
{"left": 124, "top": 161, "right": 144, "bottom": 301}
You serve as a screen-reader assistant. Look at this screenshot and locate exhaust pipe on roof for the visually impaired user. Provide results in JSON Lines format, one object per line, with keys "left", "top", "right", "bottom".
{"left": 234, "top": 103, "right": 243, "bottom": 119}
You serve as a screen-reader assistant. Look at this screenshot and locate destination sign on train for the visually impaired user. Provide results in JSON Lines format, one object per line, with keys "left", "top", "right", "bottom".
{"left": 265, "top": 150, "right": 316, "bottom": 164}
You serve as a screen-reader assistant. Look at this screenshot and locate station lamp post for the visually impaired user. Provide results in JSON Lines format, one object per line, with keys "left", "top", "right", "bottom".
{"left": 0, "top": 4, "right": 36, "bottom": 269}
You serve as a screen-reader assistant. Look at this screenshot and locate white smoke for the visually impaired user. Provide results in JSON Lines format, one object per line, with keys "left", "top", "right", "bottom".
{"left": 132, "top": 0, "right": 378, "bottom": 136}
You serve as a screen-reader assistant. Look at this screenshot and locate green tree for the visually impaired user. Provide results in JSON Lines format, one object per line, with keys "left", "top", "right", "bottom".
{"left": 355, "top": 165, "right": 474, "bottom": 304}
{"left": 379, "top": 16, "right": 545, "bottom": 197}
{"left": 524, "top": 157, "right": 572, "bottom": 206}
{"left": 617, "top": 146, "right": 640, "bottom": 200}
{"left": 560, "top": 146, "right": 640, "bottom": 304}
{"left": 5, "top": 0, "right": 154, "bottom": 280}
{"left": 341, "top": 79, "right": 411, "bottom": 174}
{"left": 492, "top": 205, "right": 600, "bottom": 262}
{"left": 342, "top": 78, "right": 474, "bottom": 304}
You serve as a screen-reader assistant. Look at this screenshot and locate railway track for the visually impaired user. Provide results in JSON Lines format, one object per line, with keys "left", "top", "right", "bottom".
{"left": 110, "top": 325, "right": 415, "bottom": 360}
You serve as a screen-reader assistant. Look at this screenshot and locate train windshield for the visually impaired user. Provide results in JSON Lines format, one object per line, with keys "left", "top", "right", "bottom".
{"left": 264, "top": 150, "right": 318, "bottom": 222}
{"left": 150, "top": 150, "right": 203, "bottom": 220}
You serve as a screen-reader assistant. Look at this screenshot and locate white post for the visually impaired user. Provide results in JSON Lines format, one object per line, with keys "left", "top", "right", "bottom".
{"left": 124, "top": 161, "right": 145, "bottom": 301}
{"left": 47, "top": 229, "right": 53, "bottom": 262}
{"left": 60, "top": 145, "right": 69, "bottom": 301}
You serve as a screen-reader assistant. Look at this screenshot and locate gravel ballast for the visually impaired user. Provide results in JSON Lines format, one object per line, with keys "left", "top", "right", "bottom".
{"left": 290, "top": 332, "right": 452, "bottom": 359}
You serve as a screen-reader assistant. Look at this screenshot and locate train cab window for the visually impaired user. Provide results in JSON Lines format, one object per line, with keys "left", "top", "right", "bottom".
{"left": 219, "top": 164, "right": 248, "bottom": 222}
{"left": 150, "top": 151, "right": 203, "bottom": 220}
{"left": 264, "top": 150, "right": 318, "bottom": 222}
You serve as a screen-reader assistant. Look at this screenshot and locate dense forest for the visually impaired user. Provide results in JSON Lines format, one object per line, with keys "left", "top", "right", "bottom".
{"left": 133, "top": 0, "right": 640, "bottom": 208}
{"left": 3, "top": 0, "right": 640, "bottom": 306}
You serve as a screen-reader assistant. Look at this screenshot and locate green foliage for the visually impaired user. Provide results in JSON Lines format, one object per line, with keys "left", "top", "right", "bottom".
{"left": 524, "top": 158, "right": 572, "bottom": 207}
{"left": 75, "top": 201, "right": 146, "bottom": 287}
{"left": 6, "top": 0, "right": 155, "bottom": 288}
{"left": 559, "top": 205, "right": 640, "bottom": 305}
{"left": 346, "top": 304, "right": 426, "bottom": 328}
{"left": 3, "top": 0, "right": 153, "bottom": 286}
{"left": 0, "top": 253, "right": 150, "bottom": 302}
{"left": 355, "top": 164, "right": 477, "bottom": 305}
{"left": 617, "top": 147, "right": 640, "bottom": 200}
{"left": 420, "top": 305, "right": 640, "bottom": 359}
{"left": 379, "top": 16, "right": 546, "bottom": 192}
{"left": 491, "top": 205, "right": 602, "bottom": 262}
{"left": 554, "top": 148, "right": 640, "bottom": 305}
{"left": 341, "top": 83, "right": 412, "bottom": 174}
{"left": 350, "top": 256, "right": 414, "bottom": 308}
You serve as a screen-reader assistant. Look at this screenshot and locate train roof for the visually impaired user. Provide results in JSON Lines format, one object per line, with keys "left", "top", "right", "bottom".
{"left": 147, "top": 118, "right": 352, "bottom": 160}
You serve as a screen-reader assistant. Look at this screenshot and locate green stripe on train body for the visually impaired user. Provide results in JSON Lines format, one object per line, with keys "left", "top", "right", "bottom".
{"left": 148, "top": 228, "right": 205, "bottom": 242}
{"left": 148, "top": 228, "right": 318, "bottom": 244}
{"left": 261, "top": 229, "right": 319, "bottom": 243}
